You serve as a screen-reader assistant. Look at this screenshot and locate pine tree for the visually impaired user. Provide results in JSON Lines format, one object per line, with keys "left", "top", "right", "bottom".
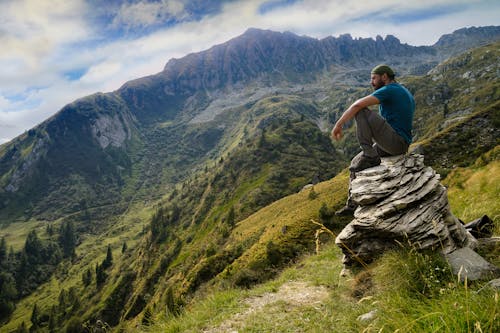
{"left": 48, "top": 305, "right": 57, "bottom": 333}
{"left": 82, "top": 268, "right": 92, "bottom": 286}
{"left": 17, "top": 321, "right": 28, "bottom": 333}
{"left": 24, "top": 230, "right": 42, "bottom": 261}
{"left": 165, "top": 286, "right": 178, "bottom": 316}
{"left": 46, "top": 223, "right": 54, "bottom": 236}
{"left": 30, "top": 303, "right": 39, "bottom": 328}
{"left": 58, "top": 289, "right": 67, "bottom": 314}
{"left": 95, "top": 263, "right": 107, "bottom": 287}
{"left": 142, "top": 306, "right": 153, "bottom": 326}
{"left": 58, "top": 221, "right": 76, "bottom": 258}
{"left": 0, "top": 237, "right": 7, "bottom": 264}
{"left": 121, "top": 242, "right": 128, "bottom": 254}
{"left": 102, "top": 245, "right": 113, "bottom": 269}
{"left": 226, "top": 207, "right": 236, "bottom": 227}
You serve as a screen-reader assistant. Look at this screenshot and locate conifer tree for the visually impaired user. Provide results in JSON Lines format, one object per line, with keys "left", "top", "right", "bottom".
{"left": 58, "top": 289, "right": 67, "bottom": 314}
{"left": 24, "top": 230, "right": 42, "bottom": 260}
{"left": 30, "top": 303, "right": 39, "bottom": 328}
{"left": 121, "top": 242, "right": 128, "bottom": 254}
{"left": 95, "top": 263, "right": 107, "bottom": 287}
{"left": 46, "top": 223, "right": 54, "bottom": 236}
{"left": 82, "top": 268, "right": 92, "bottom": 286}
{"left": 102, "top": 245, "right": 113, "bottom": 269}
{"left": 48, "top": 305, "right": 57, "bottom": 333}
{"left": 58, "top": 221, "right": 76, "bottom": 258}
{"left": 142, "top": 306, "right": 153, "bottom": 326}
{"left": 226, "top": 207, "right": 236, "bottom": 227}
{"left": 0, "top": 237, "right": 6, "bottom": 264}
{"left": 17, "top": 321, "right": 28, "bottom": 333}
{"left": 165, "top": 286, "right": 178, "bottom": 316}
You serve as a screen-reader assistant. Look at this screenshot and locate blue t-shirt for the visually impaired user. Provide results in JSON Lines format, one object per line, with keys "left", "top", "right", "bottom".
{"left": 371, "top": 83, "right": 415, "bottom": 144}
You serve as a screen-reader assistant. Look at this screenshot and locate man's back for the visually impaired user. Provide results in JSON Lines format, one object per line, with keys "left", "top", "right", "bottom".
{"left": 372, "top": 82, "right": 414, "bottom": 144}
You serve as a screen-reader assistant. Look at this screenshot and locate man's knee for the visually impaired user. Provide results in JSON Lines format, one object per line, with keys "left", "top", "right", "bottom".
{"left": 355, "top": 107, "right": 370, "bottom": 121}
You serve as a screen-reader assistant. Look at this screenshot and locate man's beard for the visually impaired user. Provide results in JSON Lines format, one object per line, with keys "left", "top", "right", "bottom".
{"left": 372, "top": 82, "right": 384, "bottom": 90}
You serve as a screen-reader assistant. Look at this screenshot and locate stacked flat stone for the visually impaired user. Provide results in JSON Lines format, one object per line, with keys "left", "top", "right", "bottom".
{"left": 336, "top": 153, "right": 476, "bottom": 267}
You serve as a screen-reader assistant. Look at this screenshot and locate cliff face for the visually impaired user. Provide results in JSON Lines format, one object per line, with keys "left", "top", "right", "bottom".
{"left": 156, "top": 29, "right": 437, "bottom": 94}
{"left": 434, "top": 25, "right": 500, "bottom": 59}
{"left": 336, "top": 153, "right": 475, "bottom": 267}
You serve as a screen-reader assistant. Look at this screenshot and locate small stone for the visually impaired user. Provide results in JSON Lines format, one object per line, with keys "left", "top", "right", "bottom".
{"left": 339, "top": 267, "right": 352, "bottom": 278}
{"left": 357, "top": 309, "right": 377, "bottom": 322}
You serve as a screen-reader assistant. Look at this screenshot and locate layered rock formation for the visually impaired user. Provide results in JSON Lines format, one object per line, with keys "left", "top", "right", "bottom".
{"left": 335, "top": 153, "right": 476, "bottom": 267}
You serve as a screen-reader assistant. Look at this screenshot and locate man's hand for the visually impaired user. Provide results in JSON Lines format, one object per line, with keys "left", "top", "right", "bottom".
{"left": 331, "top": 122, "right": 343, "bottom": 141}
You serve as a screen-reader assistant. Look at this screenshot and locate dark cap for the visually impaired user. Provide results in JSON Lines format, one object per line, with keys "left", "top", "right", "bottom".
{"left": 371, "top": 64, "right": 395, "bottom": 77}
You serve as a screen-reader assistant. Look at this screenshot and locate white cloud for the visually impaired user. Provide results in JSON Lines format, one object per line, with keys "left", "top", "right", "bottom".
{"left": 112, "top": 0, "right": 186, "bottom": 29}
{"left": 0, "top": 0, "right": 498, "bottom": 144}
{"left": 80, "top": 61, "right": 123, "bottom": 86}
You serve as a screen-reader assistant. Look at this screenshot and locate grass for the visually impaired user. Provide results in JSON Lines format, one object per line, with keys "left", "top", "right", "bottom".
{"left": 140, "top": 152, "right": 500, "bottom": 333}
{"left": 144, "top": 238, "right": 499, "bottom": 333}
{"left": 0, "top": 220, "right": 49, "bottom": 251}
{"left": 369, "top": 247, "right": 499, "bottom": 333}
{"left": 444, "top": 154, "right": 500, "bottom": 226}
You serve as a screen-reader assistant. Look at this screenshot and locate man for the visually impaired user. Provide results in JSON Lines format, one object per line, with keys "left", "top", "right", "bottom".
{"left": 332, "top": 64, "right": 415, "bottom": 215}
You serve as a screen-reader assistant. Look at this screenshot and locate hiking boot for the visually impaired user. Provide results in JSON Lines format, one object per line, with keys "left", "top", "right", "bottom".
{"left": 349, "top": 155, "right": 381, "bottom": 172}
{"left": 335, "top": 203, "right": 357, "bottom": 216}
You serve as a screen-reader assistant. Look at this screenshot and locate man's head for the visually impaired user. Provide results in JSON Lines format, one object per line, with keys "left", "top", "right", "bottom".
{"left": 370, "top": 64, "right": 395, "bottom": 90}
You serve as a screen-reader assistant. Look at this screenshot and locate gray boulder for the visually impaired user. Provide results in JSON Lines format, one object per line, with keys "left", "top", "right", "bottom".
{"left": 445, "top": 247, "right": 500, "bottom": 281}
{"left": 336, "top": 153, "right": 476, "bottom": 267}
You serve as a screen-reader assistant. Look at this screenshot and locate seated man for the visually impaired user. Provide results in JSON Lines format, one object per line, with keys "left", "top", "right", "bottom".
{"left": 331, "top": 65, "right": 415, "bottom": 215}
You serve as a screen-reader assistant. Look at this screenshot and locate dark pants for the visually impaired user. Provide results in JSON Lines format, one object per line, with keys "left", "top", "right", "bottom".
{"left": 355, "top": 108, "right": 409, "bottom": 159}
{"left": 347, "top": 108, "right": 409, "bottom": 205}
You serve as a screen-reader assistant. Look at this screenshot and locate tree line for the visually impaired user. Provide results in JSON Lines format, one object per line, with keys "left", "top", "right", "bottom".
{"left": 0, "top": 221, "right": 77, "bottom": 322}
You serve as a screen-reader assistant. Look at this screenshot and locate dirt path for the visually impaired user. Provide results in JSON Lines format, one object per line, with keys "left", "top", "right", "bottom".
{"left": 203, "top": 281, "right": 330, "bottom": 333}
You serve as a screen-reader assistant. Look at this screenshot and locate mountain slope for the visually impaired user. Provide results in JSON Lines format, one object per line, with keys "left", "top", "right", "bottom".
{"left": 1, "top": 26, "right": 499, "bottom": 225}
{"left": 0, "top": 27, "right": 499, "bottom": 331}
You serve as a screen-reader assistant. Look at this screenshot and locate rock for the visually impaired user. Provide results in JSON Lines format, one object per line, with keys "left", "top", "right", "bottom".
{"left": 301, "top": 184, "right": 314, "bottom": 192}
{"left": 90, "top": 113, "right": 132, "bottom": 149}
{"left": 335, "top": 153, "right": 476, "bottom": 267}
{"left": 464, "top": 215, "right": 494, "bottom": 238}
{"left": 445, "top": 247, "right": 500, "bottom": 281}
{"left": 476, "top": 237, "right": 500, "bottom": 253}
{"left": 357, "top": 309, "right": 377, "bottom": 322}
{"left": 485, "top": 278, "right": 500, "bottom": 289}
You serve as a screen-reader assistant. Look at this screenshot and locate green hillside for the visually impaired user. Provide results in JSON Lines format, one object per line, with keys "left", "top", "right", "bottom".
{"left": 144, "top": 147, "right": 499, "bottom": 333}
{"left": 0, "top": 38, "right": 499, "bottom": 332}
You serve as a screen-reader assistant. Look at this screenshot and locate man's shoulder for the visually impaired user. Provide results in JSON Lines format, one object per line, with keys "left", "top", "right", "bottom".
{"left": 381, "top": 83, "right": 411, "bottom": 95}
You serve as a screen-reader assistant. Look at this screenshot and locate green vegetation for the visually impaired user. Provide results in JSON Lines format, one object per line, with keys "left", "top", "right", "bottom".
{"left": 444, "top": 147, "right": 500, "bottom": 226}
{"left": 146, "top": 241, "right": 499, "bottom": 333}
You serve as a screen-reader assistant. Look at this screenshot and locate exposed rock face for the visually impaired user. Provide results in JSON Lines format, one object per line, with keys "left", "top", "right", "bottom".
{"left": 90, "top": 113, "right": 131, "bottom": 149}
{"left": 6, "top": 136, "right": 48, "bottom": 193}
{"left": 335, "top": 153, "right": 475, "bottom": 267}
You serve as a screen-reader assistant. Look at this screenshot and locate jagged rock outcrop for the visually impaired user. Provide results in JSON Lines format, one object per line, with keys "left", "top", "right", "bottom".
{"left": 335, "top": 153, "right": 476, "bottom": 267}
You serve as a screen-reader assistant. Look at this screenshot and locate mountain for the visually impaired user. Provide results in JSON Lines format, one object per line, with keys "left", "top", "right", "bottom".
{"left": 434, "top": 25, "right": 500, "bottom": 58}
{"left": 2, "top": 26, "right": 499, "bottom": 225}
{"left": 0, "top": 26, "right": 498, "bottom": 331}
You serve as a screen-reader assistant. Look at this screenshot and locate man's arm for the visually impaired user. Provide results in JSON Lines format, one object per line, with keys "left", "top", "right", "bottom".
{"left": 331, "top": 95, "right": 379, "bottom": 140}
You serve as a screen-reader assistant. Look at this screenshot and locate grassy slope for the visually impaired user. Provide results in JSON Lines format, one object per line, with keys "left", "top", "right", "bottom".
{"left": 145, "top": 148, "right": 499, "bottom": 333}
{"left": 443, "top": 146, "right": 500, "bottom": 227}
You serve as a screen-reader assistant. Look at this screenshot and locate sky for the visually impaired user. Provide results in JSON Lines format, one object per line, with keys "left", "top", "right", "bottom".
{"left": 0, "top": 0, "right": 499, "bottom": 144}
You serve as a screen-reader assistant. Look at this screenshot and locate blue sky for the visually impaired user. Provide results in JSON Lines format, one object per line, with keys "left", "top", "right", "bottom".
{"left": 0, "top": 0, "right": 499, "bottom": 144}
